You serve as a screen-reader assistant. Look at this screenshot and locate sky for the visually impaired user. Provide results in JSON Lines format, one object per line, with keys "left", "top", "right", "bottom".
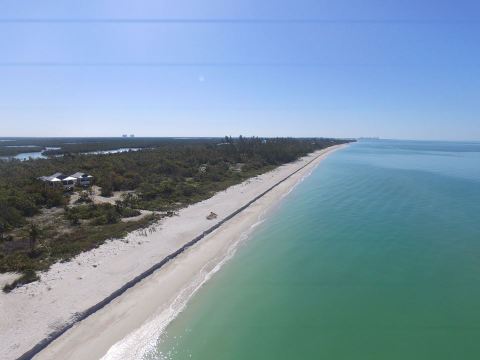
{"left": 0, "top": 0, "right": 479, "bottom": 140}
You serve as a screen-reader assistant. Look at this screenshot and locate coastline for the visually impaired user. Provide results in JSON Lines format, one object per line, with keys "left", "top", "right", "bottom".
{"left": 0, "top": 144, "right": 345, "bottom": 360}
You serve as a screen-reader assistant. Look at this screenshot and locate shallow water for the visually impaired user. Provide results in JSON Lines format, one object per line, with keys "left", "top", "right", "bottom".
{"left": 0, "top": 147, "right": 139, "bottom": 161}
{"left": 0, "top": 146, "right": 62, "bottom": 161}
{"left": 87, "top": 147, "right": 141, "bottom": 155}
{"left": 0, "top": 151, "right": 45, "bottom": 161}
{"left": 145, "top": 140, "right": 480, "bottom": 359}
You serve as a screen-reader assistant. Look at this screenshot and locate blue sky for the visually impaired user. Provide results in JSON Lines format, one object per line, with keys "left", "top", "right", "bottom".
{"left": 0, "top": 0, "right": 479, "bottom": 140}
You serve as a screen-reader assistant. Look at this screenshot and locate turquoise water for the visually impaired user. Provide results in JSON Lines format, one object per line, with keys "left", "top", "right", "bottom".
{"left": 154, "top": 140, "right": 480, "bottom": 360}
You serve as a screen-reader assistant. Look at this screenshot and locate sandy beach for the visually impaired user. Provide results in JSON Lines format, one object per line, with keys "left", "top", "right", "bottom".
{"left": 0, "top": 145, "right": 345, "bottom": 360}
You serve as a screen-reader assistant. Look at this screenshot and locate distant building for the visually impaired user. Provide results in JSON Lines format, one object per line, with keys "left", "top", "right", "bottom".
{"left": 122, "top": 134, "right": 128, "bottom": 138}
{"left": 129, "top": 134, "right": 135, "bottom": 138}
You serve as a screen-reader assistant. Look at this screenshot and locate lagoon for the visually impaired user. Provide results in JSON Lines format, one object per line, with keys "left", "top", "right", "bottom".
{"left": 0, "top": 147, "right": 140, "bottom": 161}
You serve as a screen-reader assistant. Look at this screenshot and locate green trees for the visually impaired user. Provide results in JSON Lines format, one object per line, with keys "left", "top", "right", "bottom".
{"left": 0, "top": 191, "right": 27, "bottom": 229}
{"left": 99, "top": 178, "right": 114, "bottom": 197}
{"left": 0, "top": 137, "right": 352, "bottom": 232}
{"left": 42, "top": 188, "right": 67, "bottom": 208}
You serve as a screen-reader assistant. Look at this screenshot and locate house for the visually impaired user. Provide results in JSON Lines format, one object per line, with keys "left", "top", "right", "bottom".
{"left": 38, "top": 173, "right": 75, "bottom": 190}
{"left": 70, "top": 172, "right": 94, "bottom": 187}
{"left": 38, "top": 174, "right": 62, "bottom": 187}
{"left": 39, "top": 171, "right": 93, "bottom": 190}
{"left": 38, "top": 172, "right": 66, "bottom": 185}
{"left": 61, "top": 176, "right": 77, "bottom": 190}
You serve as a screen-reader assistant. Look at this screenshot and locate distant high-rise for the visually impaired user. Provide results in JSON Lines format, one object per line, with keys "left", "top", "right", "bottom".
{"left": 122, "top": 134, "right": 128, "bottom": 138}
{"left": 130, "top": 134, "right": 135, "bottom": 138}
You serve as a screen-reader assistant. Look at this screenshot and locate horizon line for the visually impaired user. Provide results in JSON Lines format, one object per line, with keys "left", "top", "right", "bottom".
{"left": 0, "top": 136, "right": 479, "bottom": 142}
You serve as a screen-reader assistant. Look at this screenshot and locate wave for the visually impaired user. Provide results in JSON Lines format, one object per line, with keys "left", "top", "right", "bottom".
{"left": 100, "top": 218, "right": 265, "bottom": 360}
{"left": 281, "top": 159, "right": 318, "bottom": 199}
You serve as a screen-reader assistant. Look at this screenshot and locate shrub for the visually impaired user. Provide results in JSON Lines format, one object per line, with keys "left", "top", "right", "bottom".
{"left": 43, "top": 188, "right": 67, "bottom": 208}
{"left": 105, "top": 210, "right": 119, "bottom": 224}
{"left": 92, "top": 215, "right": 108, "bottom": 226}
{"left": 100, "top": 184, "right": 113, "bottom": 197}
{"left": 3, "top": 269, "right": 40, "bottom": 292}
{"left": 75, "top": 191, "right": 92, "bottom": 204}
{"left": 68, "top": 213, "right": 80, "bottom": 226}
{"left": 119, "top": 207, "right": 141, "bottom": 218}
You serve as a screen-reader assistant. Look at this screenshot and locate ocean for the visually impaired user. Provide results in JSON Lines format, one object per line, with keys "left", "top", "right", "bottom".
{"left": 151, "top": 140, "right": 480, "bottom": 359}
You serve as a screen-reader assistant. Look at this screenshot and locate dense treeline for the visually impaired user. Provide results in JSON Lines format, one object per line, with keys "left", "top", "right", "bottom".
{"left": 42, "top": 137, "right": 222, "bottom": 155}
{"left": 0, "top": 146, "right": 44, "bottom": 157}
{"left": 0, "top": 137, "right": 350, "bottom": 231}
{"left": 0, "top": 137, "right": 352, "bottom": 289}
{"left": 0, "top": 137, "right": 222, "bottom": 156}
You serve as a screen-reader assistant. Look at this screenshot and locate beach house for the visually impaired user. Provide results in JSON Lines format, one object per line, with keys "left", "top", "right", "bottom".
{"left": 70, "top": 172, "right": 94, "bottom": 187}
{"left": 39, "top": 171, "right": 94, "bottom": 190}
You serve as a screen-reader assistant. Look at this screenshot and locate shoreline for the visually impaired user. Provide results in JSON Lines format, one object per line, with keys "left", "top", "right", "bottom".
{"left": 0, "top": 144, "right": 345, "bottom": 360}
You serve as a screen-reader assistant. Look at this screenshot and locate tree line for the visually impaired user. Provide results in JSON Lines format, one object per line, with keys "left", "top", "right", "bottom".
{"left": 0, "top": 137, "right": 353, "bottom": 290}
{"left": 0, "top": 137, "right": 352, "bottom": 231}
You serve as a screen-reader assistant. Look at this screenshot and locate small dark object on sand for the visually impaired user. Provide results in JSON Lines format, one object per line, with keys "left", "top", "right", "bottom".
{"left": 206, "top": 212, "right": 218, "bottom": 220}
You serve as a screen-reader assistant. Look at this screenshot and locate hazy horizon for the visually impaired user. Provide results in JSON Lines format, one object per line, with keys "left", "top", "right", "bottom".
{"left": 0, "top": 135, "right": 480, "bottom": 142}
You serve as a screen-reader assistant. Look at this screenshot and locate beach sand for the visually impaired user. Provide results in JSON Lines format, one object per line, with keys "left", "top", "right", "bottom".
{"left": 0, "top": 145, "right": 344, "bottom": 360}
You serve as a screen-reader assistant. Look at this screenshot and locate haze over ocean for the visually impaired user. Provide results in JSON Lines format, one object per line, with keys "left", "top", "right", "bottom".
{"left": 151, "top": 140, "right": 480, "bottom": 359}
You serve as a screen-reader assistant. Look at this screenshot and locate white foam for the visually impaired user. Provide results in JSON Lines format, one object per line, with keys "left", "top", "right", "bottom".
{"left": 281, "top": 161, "right": 317, "bottom": 199}
{"left": 100, "top": 218, "right": 264, "bottom": 360}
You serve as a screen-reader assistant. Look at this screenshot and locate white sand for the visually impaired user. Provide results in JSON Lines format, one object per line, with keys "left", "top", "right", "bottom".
{"left": 0, "top": 145, "right": 345, "bottom": 360}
